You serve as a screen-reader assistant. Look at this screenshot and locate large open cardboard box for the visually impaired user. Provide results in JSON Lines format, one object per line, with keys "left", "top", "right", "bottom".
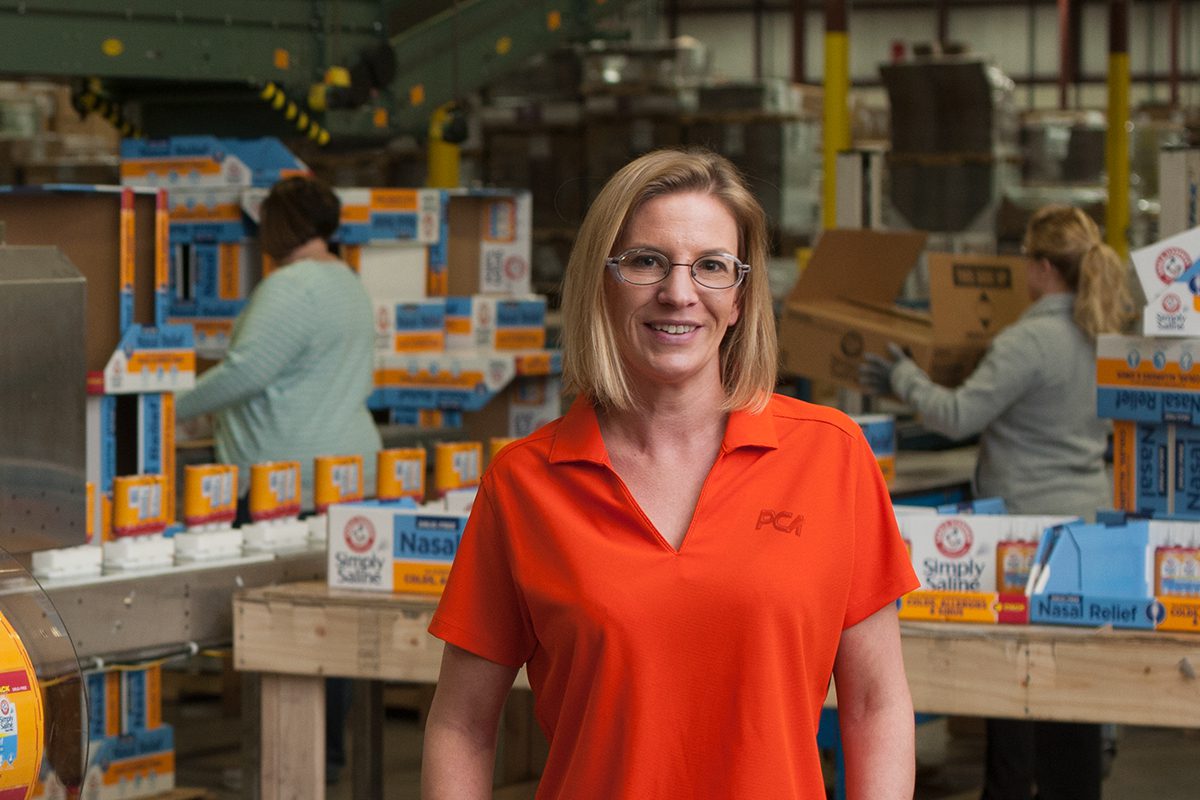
{"left": 778, "top": 229, "right": 1029, "bottom": 390}
{"left": 0, "top": 189, "right": 157, "bottom": 374}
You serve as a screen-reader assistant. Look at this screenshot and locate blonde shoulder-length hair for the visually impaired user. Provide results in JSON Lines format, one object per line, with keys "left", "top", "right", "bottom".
{"left": 560, "top": 147, "right": 777, "bottom": 413}
{"left": 1023, "top": 204, "right": 1136, "bottom": 338}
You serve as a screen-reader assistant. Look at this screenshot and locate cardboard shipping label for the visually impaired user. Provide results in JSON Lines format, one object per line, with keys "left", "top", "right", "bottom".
{"left": 248, "top": 461, "right": 301, "bottom": 522}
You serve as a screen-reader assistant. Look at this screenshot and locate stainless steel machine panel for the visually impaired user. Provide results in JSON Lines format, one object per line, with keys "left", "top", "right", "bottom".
{"left": 0, "top": 246, "right": 86, "bottom": 553}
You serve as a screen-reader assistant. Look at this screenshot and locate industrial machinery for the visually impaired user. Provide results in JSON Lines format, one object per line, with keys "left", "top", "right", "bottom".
{"left": 0, "top": 0, "right": 638, "bottom": 144}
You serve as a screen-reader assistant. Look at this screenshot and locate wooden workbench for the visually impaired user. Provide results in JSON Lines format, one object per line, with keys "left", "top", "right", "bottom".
{"left": 235, "top": 580, "right": 1200, "bottom": 800}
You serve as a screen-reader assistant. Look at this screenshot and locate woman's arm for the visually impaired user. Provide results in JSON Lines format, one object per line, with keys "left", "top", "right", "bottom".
{"left": 832, "top": 602, "right": 915, "bottom": 800}
{"left": 175, "top": 275, "right": 313, "bottom": 419}
{"left": 889, "top": 327, "right": 1041, "bottom": 441}
{"left": 422, "top": 643, "right": 520, "bottom": 800}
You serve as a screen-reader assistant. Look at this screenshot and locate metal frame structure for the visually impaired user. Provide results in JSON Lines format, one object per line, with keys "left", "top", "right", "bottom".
{"left": 0, "top": 0, "right": 637, "bottom": 140}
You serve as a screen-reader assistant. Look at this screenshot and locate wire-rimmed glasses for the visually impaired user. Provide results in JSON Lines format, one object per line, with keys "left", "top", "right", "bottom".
{"left": 605, "top": 248, "right": 751, "bottom": 290}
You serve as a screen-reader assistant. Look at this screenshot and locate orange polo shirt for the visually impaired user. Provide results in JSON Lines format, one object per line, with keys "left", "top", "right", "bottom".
{"left": 429, "top": 394, "right": 918, "bottom": 799}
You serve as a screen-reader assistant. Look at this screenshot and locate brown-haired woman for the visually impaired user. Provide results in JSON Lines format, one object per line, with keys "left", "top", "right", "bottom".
{"left": 860, "top": 204, "right": 1136, "bottom": 800}
{"left": 177, "top": 175, "right": 381, "bottom": 510}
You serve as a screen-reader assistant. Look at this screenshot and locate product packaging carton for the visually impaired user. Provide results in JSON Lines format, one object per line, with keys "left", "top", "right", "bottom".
{"left": 1132, "top": 223, "right": 1200, "bottom": 305}
{"left": 435, "top": 190, "right": 532, "bottom": 297}
{"left": 327, "top": 501, "right": 466, "bottom": 595}
{"left": 444, "top": 294, "right": 547, "bottom": 352}
{"left": 1095, "top": 334, "right": 1200, "bottom": 424}
{"left": 1027, "top": 518, "right": 1200, "bottom": 631}
{"left": 778, "top": 229, "right": 1029, "bottom": 390}
{"left": 119, "top": 135, "right": 308, "bottom": 187}
{"left": 461, "top": 375, "right": 563, "bottom": 441}
{"left": 372, "top": 298, "right": 447, "bottom": 354}
{"left": 334, "top": 187, "right": 442, "bottom": 246}
{"left": 898, "top": 513, "right": 1076, "bottom": 624}
{"left": 82, "top": 724, "right": 175, "bottom": 800}
{"left": 1112, "top": 420, "right": 1200, "bottom": 519}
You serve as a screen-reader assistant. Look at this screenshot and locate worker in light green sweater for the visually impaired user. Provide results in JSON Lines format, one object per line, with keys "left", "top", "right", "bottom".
{"left": 175, "top": 175, "right": 381, "bottom": 516}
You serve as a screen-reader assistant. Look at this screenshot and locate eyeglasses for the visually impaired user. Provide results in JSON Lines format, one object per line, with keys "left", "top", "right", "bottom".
{"left": 605, "top": 248, "right": 751, "bottom": 290}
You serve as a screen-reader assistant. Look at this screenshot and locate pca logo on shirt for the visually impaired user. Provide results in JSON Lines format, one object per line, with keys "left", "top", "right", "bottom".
{"left": 756, "top": 509, "right": 804, "bottom": 536}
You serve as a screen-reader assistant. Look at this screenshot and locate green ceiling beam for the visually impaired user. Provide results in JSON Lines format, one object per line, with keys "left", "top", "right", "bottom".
{"left": 0, "top": 1, "right": 384, "bottom": 83}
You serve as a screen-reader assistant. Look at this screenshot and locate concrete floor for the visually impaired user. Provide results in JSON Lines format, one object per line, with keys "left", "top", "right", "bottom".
{"left": 168, "top": 687, "right": 1200, "bottom": 800}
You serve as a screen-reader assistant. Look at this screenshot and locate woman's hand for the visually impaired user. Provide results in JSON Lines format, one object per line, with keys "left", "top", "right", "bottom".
{"left": 857, "top": 343, "right": 911, "bottom": 396}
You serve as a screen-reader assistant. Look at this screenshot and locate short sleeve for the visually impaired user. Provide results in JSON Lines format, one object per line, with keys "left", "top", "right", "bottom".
{"left": 842, "top": 433, "right": 920, "bottom": 629}
{"left": 429, "top": 478, "right": 536, "bottom": 667}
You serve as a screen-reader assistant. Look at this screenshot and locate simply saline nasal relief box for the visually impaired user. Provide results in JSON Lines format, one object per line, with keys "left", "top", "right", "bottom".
{"left": 328, "top": 502, "right": 468, "bottom": 595}
{"left": 898, "top": 514, "right": 1077, "bottom": 623}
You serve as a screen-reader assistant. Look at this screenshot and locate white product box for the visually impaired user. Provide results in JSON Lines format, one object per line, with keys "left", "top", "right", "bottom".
{"left": 1131, "top": 223, "right": 1200, "bottom": 305}
{"left": 897, "top": 513, "right": 1077, "bottom": 624}
{"left": 328, "top": 501, "right": 469, "bottom": 595}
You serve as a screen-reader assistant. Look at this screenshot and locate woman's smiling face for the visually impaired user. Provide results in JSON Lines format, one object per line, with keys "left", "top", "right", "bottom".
{"left": 604, "top": 191, "right": 742, "bottom": 395}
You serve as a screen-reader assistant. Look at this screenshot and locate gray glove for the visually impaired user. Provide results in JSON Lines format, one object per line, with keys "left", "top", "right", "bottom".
{"left": 857, "top": 343, "right": 910, "bottom": 396}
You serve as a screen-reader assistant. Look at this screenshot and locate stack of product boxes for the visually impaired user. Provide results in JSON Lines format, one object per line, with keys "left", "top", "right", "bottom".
{"left": 120, "top": 136, "right": 310, "bottom": 357}
{"left": 0, "top": 183, "right": 196, "bottom": 577}
{"left": 326, "top": 441, "right": 490, "bottom": 597}
{"left": 33, "top": 665, "right": 174, "bottom": 798}
{"left": 1064, "top": 191, "right": 1200, "bottom": 630}
{"left": 356, "top": 185, "right": 562, "bottom": 439}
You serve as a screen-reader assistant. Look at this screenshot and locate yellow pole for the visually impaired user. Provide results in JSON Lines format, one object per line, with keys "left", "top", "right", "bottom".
{"left": 1105, "top": 1, "right": 1130, "bottom": 258}
{"left": 427, "top": 104, "right": 461, "bottom": 189}
{"left": 822, "top": 2, "right": 850, "bottom": 230}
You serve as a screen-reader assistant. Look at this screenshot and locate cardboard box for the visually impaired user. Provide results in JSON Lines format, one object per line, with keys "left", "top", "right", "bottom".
{"left": 1095, "top": 334, "right": 1200, "bottom": 423}
{"left": 0, "top": 187, "right": 158, "bottom": 373}
{"left": 778, "top": 229, "right": 1029, "bottom": 390}
{"left": 444, "top": 295, "right": 547, "bottom": 352}
{"left": 898, "top": 513, "right": 1076, "bottom": 624}
{"left": 370, "top": 351, "right": 519, "bottom": 411}
{"left": 1112, "top": 420, "right": 1200, "bottom": 518}
{"left": 335, "top": 187, "right": 441, "bottom": 246}
{"left": 1131, "top": 223, "right": 1200, "bottom": 307}
{"left": 352, "top": 242, "right": 429, "bottom": 300}
{"left": 460, "top": 375, "right": 563, "bottom": 442}
{"left": 327, "top": 501, "right": 468, "bottom": 595}
{"left": 372, "top": 298, "right": 447, "bottom": 354}
{"left": 1158, "top": 148, "right": 1200, "bottom": 238}
{"left": 440, "top": 190, "right": 532, "bottom": 296}
{"left": 120, "top": 135, "right": 308, "bottom": 187}
{"left": 82, "top": 724, "right": 175, "bottom": 800}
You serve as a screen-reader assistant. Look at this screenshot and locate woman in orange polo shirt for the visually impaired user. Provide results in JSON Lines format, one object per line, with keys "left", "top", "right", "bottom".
{"left": 422, "top": 148, "right": 919, "bottom": 799}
